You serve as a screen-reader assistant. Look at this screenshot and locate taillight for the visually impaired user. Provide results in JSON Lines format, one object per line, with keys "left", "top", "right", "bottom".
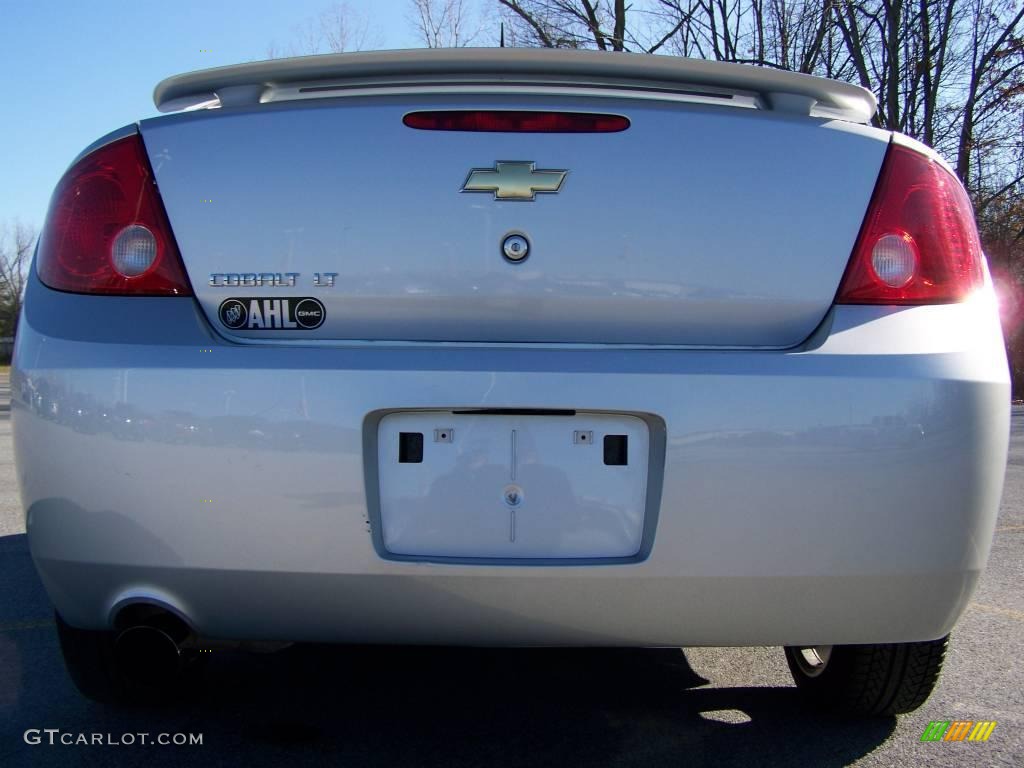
{"left": 835, "top": 143, "right": 984, "bottom": 304}
{"left": 403, "top": 110, "right": 630, "bottom": 133}
{"left": 37, "top": 134, "right": 192, "bottom": 296}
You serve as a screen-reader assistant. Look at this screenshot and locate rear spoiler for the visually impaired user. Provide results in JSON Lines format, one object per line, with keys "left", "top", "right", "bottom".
{"left": 154, "top": 48, "right": 877, "bottom": 124}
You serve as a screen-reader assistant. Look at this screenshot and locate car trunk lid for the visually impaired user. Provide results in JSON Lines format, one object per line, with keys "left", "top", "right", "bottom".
{"left": 142, "top": 53, "right": 886, "bottom": 347}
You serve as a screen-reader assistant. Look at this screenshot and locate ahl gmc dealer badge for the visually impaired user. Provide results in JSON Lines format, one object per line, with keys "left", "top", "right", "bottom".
{"left": 218, "top": 297, "right": 326, "bottom": 330}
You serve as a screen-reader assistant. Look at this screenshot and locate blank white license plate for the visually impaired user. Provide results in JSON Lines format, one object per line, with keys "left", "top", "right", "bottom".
{"left": 377, "top": 412, "right": 649, "bottom": 559}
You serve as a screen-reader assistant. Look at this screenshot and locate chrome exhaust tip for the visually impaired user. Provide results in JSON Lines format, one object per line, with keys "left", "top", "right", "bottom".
{"left": 114, "top": 625, "right": 182, "bottom": 687}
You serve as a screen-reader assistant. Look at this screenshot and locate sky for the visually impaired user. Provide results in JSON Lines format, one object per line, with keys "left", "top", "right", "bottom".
{"left": 0, "top": 0, "right": 441, "bottom": 233}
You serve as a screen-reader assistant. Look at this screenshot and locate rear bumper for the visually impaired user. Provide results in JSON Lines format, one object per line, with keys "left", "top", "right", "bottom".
{"left": 13, "top": 274, "right": 1010, "bottom": 646}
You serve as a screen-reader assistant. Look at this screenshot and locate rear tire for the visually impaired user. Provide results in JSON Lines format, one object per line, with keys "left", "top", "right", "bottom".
{"left": 784, "top": 636, "right": 948, "bottom": 716}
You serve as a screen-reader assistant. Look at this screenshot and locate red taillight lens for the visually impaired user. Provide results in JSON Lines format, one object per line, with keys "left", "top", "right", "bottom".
{"left": 37, "top": 134, "right": 192, "bottom": 296}
{"left": 403, "top": 110, "right": 630, "bottom": 133}
{"left": 835, "top": 144, "right": 984, "bottom": 304}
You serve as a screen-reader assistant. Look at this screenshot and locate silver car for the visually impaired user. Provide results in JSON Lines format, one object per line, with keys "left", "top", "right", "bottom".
{"left": 14, "top": 49, "right": 1010, "bottom": 713}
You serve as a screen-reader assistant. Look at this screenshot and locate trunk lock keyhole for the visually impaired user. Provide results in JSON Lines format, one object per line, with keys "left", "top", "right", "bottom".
{"left": 502, "top": 234, "right": 529, "bottom": 263}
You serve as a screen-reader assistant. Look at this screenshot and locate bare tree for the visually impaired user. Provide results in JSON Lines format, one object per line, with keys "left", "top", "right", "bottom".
{"left": 0, "top": 222, "right": 35, "bottom": 339}
{"left": 498, "top": 1, "right": 684, "bottom": 52}
{"left": 492, "top": 1, "right": 1024, "bottom": 193}
{"left": 321, "top": 2, "right": 380, "bottom": 52}
{"left": 268, "top": 2, "right": 381, "bottom": 58}
{"left": 954, "top": 0, "right": 1024, "bottom": 185}
{"left": 411, "top": 0, "right": 482, "bottom": 47}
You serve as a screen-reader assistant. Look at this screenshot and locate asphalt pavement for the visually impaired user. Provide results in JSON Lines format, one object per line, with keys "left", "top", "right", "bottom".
{"left": 0, "top": 374, "right": 1020, "bottom": 767}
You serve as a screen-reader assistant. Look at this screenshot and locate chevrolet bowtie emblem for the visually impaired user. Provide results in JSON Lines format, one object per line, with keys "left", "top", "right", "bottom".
{"left": 461, "top": 161, "right": 568, "bottom": 201}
